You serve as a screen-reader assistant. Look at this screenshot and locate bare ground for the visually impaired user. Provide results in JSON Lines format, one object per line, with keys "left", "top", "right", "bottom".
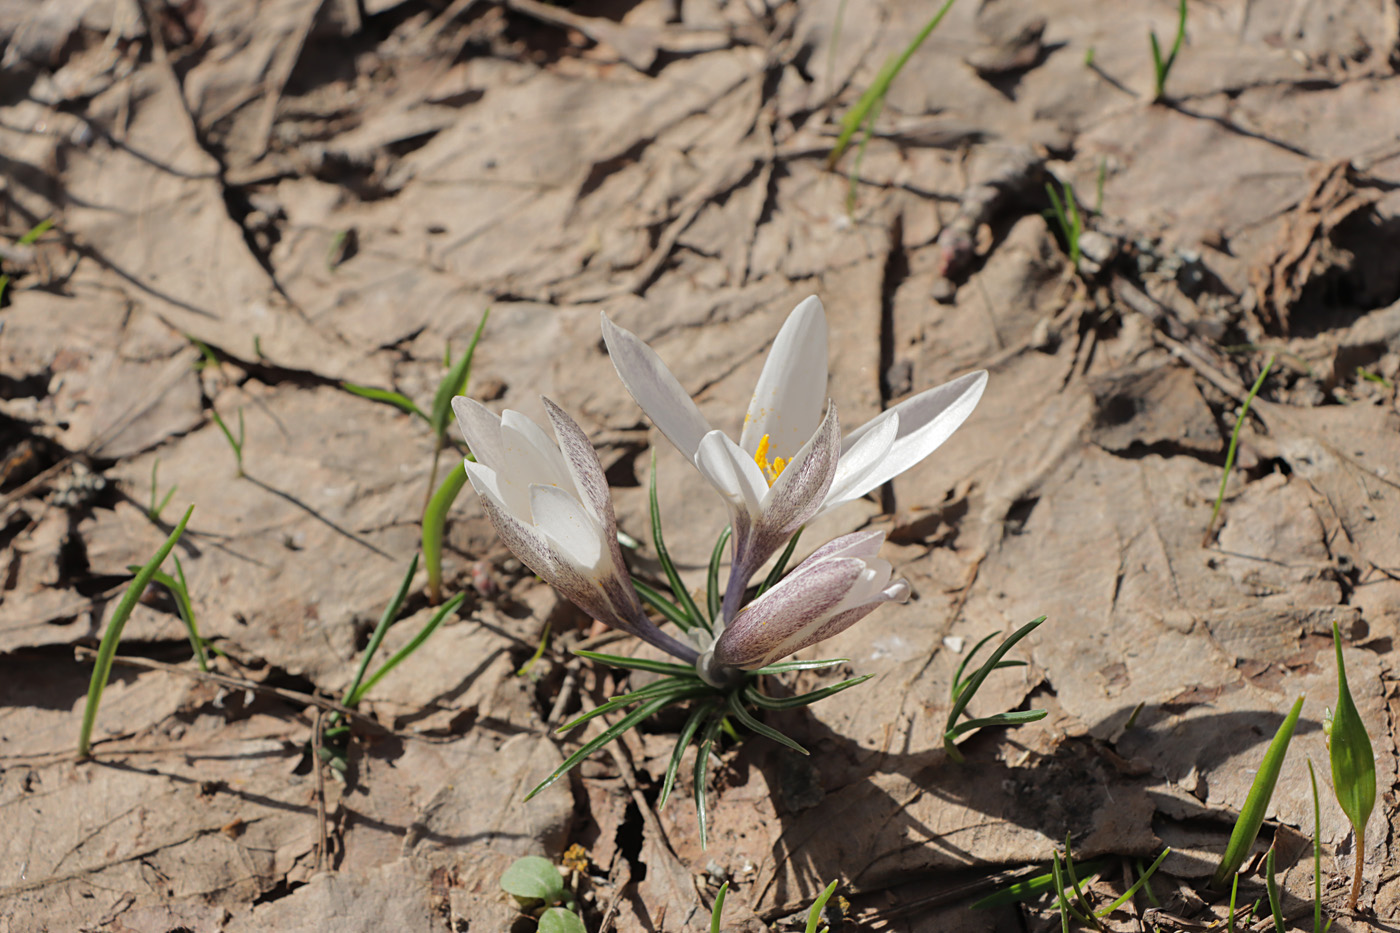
{"left": 1, "top": 0, "right": 1399, "bottom": 930}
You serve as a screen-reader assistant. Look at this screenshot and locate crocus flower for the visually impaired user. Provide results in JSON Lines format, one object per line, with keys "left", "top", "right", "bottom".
{"left": 601, "top": 297, "right": 986, "bottom": 617}
{"left": 453, "top": 395, "right": 698, "bottom": 663}
{"left": 703, "top": 530, "right": 909, "bottom": 673}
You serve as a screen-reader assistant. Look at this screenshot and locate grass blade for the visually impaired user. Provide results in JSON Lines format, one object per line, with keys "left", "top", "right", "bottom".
{"left": 971, "top": 860, "right": 1109, "bottom": 910}
{"left": 572, "top": 649, "right": 695, "bottom": 677}
{"left": 710, "top": 881, "right": 729, "bottom": 933}
{"left": 340, "top": 382, "right": 428, "bottom": 421}
{"left": 1095, "top": 848, "right": 1170, "bottom": 917}
{"left": 755, "top": 657, "right": 849, "bottom": 674}
{"left": 342, "top": 555, "right": 419, "bottom": 707}
{"left": 424, "top": 308, "right": 489, "bottom": 511}
{"left": 946, "top": 708, "right": 1049, "bottom": 738}
{"left": 755, "top": 528, "right": 803, "bottom": 598}
{"left": 422, "top": 459, "right": 468, "bottom": 604}
{"left": 660, "top": 701, "right": 718, "bottom": 810}
{"left": 78, "top": 505, "right": 194, "bottom": 758}
{"left": 1210, "top": 694, "right": 1305, "bottom": 889}
{"left": 694, "top": 712, "right": 724, "bottom": 849}
{"left": 743, "top": 674, "right": 872, "bottom": 710}
{"left": 805, "top": 879, "right": 839, "bottom": 933}
{"left": 1204, "top": 354, "right": 1274, "bottom": 545}
{"left": 133, "top": 558, "right": 206, "bottom": 672}
{"left": 725, "top": 691, "right": 807, "bottom": 755}
{"left": 944, "top": 616, "right": 1046, "bottom": 761}
{"left": 707, "top": 525, "right": 731, "bottom": 625}
{"left": 1308, "top": 759, "right": 1324, "bottom": 932}
{"left": 1267, "top": 846, "right": 1285, "bottom": 932}
{"left": 632, "top": 577, "right": 694, "bottom": 631}
{"left": 556, "top": 678, "right": 698, "bottom": 734}
{"left": 349, "top": 592, "right": 466, "bottom": 704}
{"left": 527, "top": 690, "right": 704, "bottom": 801}
{"left": 827, "top": 0, "right": 958, "bottom": 166}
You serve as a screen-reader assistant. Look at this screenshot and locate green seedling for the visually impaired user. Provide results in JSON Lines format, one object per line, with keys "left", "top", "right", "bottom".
{"left": 422, "top": 460, "right": 468, "bottom": 604}
{"left": 147, "top": 458, "right": 177, "bottom": 522}
{"left": 710, "top": 880, "right": 729, "bottom": 933}
{"left": 1307, "top": 759, "right": 1334, "bottom": 932}
{"left": 517, "top": 622, "right": 551, "bottom": 678}
{"left": 1210, "top": 694, "right": 1304, "bottom": 890}
{"left": 0, "top": 217, "right": 55, "bottom": 304}
{"left": 210, "top": 406, "right": 246, "bottom": 478}
{"left": 1266, "top": 845, "right": 1285, "bottom": 932}
{"left": 319, "top": 556, "right": 464, "bottom": 773}
{"left": 339, "top": 382, "right": 428, "bottom": 421}
{"left": 944, "top": 617, "right": 1049, "bottom": 762}
{"left": 125, "top": 554, "right": 206, "bottom": 671}
{"left": 537, "top": 908, "right": 585, "bottom": 933}
{"left": 1204, "top": 354, "right": 1274, "bottom": 546}
{"left": 1328, "top": 621, "right": 1375, "bottom": 911}
{"left": 1045, "top": 180, "right": 1084, "bottom": 271}
{"left": 78, "top": 505, "right": 194, "bottom": 758}
{"left": 501, "top": 854, "right": 576, "bottom": 914}
{"left": 1356, "top": 366, "right": 1392, "bottom": 389}
{"left": 1149, "top": 0, "right": 1188, "bottom": 102}
{"left": 827, "top": 0, "right": 958, "bottom": 167}
{"left": 188, "top": 334, "right": 222, "bottom": 373}
{"left": 805, "top": 879, "right": 840, "bottom": 933}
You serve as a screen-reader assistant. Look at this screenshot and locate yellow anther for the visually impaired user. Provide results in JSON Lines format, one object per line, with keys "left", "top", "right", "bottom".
{"left": 753, "top": 434, "right": 787, "bottom": 486}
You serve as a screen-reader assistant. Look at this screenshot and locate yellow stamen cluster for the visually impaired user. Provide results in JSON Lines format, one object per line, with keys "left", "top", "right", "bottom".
{"left": 753, "top": 434, "right": 787, "bottom": 486}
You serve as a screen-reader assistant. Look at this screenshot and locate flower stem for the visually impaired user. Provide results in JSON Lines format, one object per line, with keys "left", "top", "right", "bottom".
{"left": 1350, "top": 830, "right": 1364, "bottom": 910}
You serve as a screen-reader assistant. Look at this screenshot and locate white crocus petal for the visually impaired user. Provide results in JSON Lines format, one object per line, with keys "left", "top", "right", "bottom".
{"left": 738, "top": 296, "right": 828, "bottom": 456}
{"left": 451, "top": 395, "right": 699, "bottom": 664}
{"left": 823, "top": 410, "right": 899, "bottom": 510}
{"left": 694, "top": 430, "right": 769, "bottom": 514}
{"left": 601, "top": 313, "right": 712, "bottom": 460}
{"left": 823, "top": 370, "right": 987, "bottom": 513}
{"left": 529, "top": 483, "right": 606, "bottom": 573}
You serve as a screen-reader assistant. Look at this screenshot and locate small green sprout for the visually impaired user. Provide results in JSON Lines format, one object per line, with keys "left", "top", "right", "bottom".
{"left": 126, "top": 554, "right": 207, "bottom": 672}
{"left": 147, "top": 458, "right": 177, "bottom": 522}
{"left": 78, "top": 505, "right": 194, "bottom": 758}
{"left": 0, "top": 217, "right": 55, "bottom": 304}
{"left": 805, "top": 879, "right": 840, "bottom": 933}
{"left": 188, "top": 334, "right": 222, "bottom": 372}
{"left": 537, "top": 909, "right": 586, "bottom": 933}
{"left": 709, "top": 881, "right": 728, "bottom": 933}
{"left": 1307, "top": 759, "right": 1335, "bottom": 932}
{"left": 1210, "top": 693, "right": 1304, "bottom": 890}
{"left": 1045, "top": 180, "right": 1084, "bottom": 271}
{"left": 1329, "top": 621, "right": 1375, "bottom": 911}
{"left": 1356, "top": 366, "right": 1392, "bottom": 389}
{"left": 424, "top": 309, "right": 489, "bottom": 511}
{"left": 209, "top": 406, "right": 246, "bottom": 478}
{"left": 944, "top": 616, "right": 1049, "bottom": 763}
{"left": 1204, "top": 354, "right": 1274, "bottom": 546}
{"left": 827, "top": 0, "right": 958, "bottom": 168}
{"left": 339, "top": 382, "right": 427, "bottom": 421}
{"left": 500, "top": 854, "right": 575, "bottom": 913}
{"left": 1149, "top": 0, "right": 1188, "bottom": 103}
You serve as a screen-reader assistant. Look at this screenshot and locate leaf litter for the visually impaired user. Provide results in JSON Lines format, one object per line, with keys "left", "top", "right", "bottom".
{"left": 2, "top": 0, "right": 1399, "bottom": 929}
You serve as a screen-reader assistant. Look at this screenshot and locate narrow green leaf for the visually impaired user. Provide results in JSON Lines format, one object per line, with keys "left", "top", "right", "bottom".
{"left": 661, "top": 702, "right": 718, "bottom": 810}
{"left": 1210, "top": 694, "right": 1305, "bottom": 889}
{"left": 572, "top": 648, "right": 695, "bottom": 677}
{"left": 79, "top": 506, "right": 194, "bottom": 758}
{"left": 430, "top": 309, "right": 489, "bottom": 442}
{"left": 754, "top": 657, "right": 848, "bottom": 674}
{"left": 555, "top": 678, "right": 699, "bottom": 734}
{"left": 526, "top": 689, "right": 708, "bottom": 801}
{"left": 951, "top": 630, "right": 1001, "bottom": 699}
{"left": 1267, "top": 846, "right": 1285, "bottom": 932}
{"left": 633, "top": 576, "right": 694, "bottom": 632}
{"left": 944, "top": 616, "right": 1046, "bottom": 761}
{"left": 946, "top": 708, "right": 1049, "bottom": 738}
{"left": 1330, "top": 621, "right": 1375, "bottom": 910}
{"left": 707, "top": 525, "right": 731, "bottom": 625}
{"left": 827, "top": 0, "right": 957, "bottom": 165}
{"left": 756, "top": 527, "right": 803, "bottom": 597}
{"left": 710, "top": 880, "right": 729, "bottom": 933}
{"left": 804, "top": 879, "right": 839, "bottom": 933}
{"left": 971, "top": 861, "right": 1108, "bottom": 910}
{"left": 1308, "top": 759, "right": 1324, "bottom": 933}
{"left": 134, "top": 558, "right": 206, "bottom": 672}
{"left": 726, "top": 692, "right": 807, "bottom": 755}
{"left": 343, "top": 555, "right": 419, "bottom": 708}
{"left": 1095, "top": 848, "right": 1170, "bottom": 917}
{"left": 340, "top": 382, "right": 428, "bottom": 421}
{"left": 1205, "top": 354, "right": 1274, "bottom": 545}
{"left": 743, "top": 674, "right": 872, "bottom": 710}
{"left": 349, "top": 593, "right": 465, "bottom": 706}
{"left": 649, "top": 453, "right": 703, "bottom": 629}
{"left": 694, "top": 713, "right": 724, "bottom": 850}
{"left": 422, "top": 460, "right": 468, "bottom": 604}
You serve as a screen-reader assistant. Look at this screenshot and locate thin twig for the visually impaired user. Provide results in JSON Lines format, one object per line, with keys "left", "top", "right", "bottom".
{"left": 312, "top": 706, "right": 328, "bottom": 873}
